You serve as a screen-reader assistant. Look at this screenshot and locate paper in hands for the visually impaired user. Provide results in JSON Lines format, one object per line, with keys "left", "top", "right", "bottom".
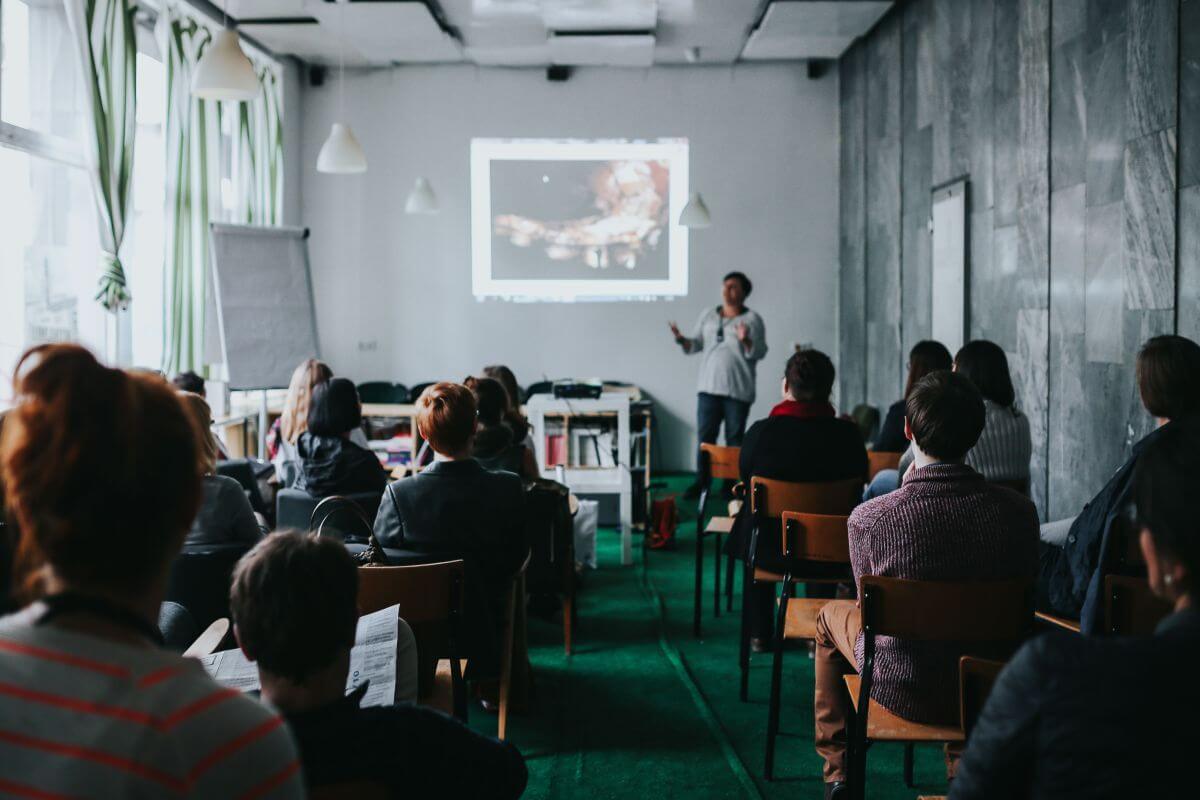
{"left": 200, "top": 604, "right": 400, "bottom": 708}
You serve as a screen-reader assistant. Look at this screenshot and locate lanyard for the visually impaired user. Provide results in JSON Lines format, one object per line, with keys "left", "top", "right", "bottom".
{"left": 35, "top": 592, "right": 165, "bottom": 646}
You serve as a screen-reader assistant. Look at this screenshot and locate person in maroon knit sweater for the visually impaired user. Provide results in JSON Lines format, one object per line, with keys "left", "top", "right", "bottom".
{"left": 814, "top": 371, "right": 1039, "bottom": 800}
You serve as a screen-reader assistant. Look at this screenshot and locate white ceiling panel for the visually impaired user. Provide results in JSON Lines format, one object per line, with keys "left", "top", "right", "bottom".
{"left": 541, "top": 0, "right": 657, "bottom": 32}
{"left": 303, "top": 1, "right": 464, "bottom": 64}
{"left": 742, "top": 1, "right": 891, "bottom": 60}
{"left": 239, "top": 21, "right": 374, "bottom": 66}
{"left": 547, "top": 33, "right": 656, "bottom": 67}
{"left": 227, "top": 0, "right": 309, "bottom": 20}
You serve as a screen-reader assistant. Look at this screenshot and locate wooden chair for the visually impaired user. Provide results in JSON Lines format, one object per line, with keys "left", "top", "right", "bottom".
{"left": 497, "top": 553, "right": 533, "bottom": 741}
{"left": 843, "top": 576, "right": 1032, "bottom": 800}
{"left": 866, "top": 451, "right": 902, "bottom": 481}
{"left": 695, "top": 443, "right": 740, "bottom": 637}
{"left": 764, "top": 511, "right": 852, "bottom": 779}
{"left": 739, "top": 475, "right": 861, "bottom": 701}
{"left": 357, "top": 560, "right": 468, "bottom": 720}
{"left": 1104, "top": 574, "right": 1172, "bottom": 636}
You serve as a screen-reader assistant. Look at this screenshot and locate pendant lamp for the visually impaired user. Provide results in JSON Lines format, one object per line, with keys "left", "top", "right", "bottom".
{"left": 191, "top": 0, "right": 258, "bottom": 103}
{"left": 317, "top": 0, "right": 367, "bottom": 174}
{"left": 679, "top": 192, "right": 711, "bottom": 228}
{"left": 404, "top": 177, "right": 439, "bottom": 214}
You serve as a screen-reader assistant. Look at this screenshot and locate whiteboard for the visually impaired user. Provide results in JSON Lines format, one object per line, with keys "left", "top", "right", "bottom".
{"left": 931, "top": 179, "right": 968, "bottom": 354}
{"left": 209, "top": 224, "right": 321, "bottom": 391}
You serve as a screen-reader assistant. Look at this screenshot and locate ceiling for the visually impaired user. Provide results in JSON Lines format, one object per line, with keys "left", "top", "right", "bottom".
{"left": 230, "top": 0, "right": 892, "bottom": 69}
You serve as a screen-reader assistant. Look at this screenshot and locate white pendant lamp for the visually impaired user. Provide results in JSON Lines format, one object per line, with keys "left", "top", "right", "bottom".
{"left": 191, "top": 0, "right": 258, "bottom": 103}
{"left": 405, "top": 177, "right": 439, "bottom": 214}
{"left": 317, "top": 0, "right": 367, "bottom": 174}
{"left": 317, "top": 123, "right": 367, "bottom": 173}
{"left": 679, "top": 192, "right": 711, "bottom": 228}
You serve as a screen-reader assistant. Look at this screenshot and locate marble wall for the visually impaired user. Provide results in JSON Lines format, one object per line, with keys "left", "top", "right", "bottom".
{"left": 839, "top": 0, "right": 1198, "bottom": 519}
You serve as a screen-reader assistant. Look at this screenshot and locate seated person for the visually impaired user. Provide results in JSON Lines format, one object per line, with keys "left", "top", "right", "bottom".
{"left": 870, "top": 339, "right": 1032, "bottom": 497}
{"left": 0, "top": 344, "right": 300, "bottom": 797}
{"left": 874, "top": 340, "right": 952, "bottom": 453}
{"left": 178, "top": 391, "right": 266, "bottom": 549}
{"left": 467, "top": 376, "right": 539, "bottom": 480}
{"left": 374, "top": 382, "right": 527, "bottom": 675}
{"left": 724, "top": 349, "right": 867, "bottom": 649}
{"left": 269, "top": 358, "right": 331, "bottom": 485}
{"left": 951, "top": 418, "right": 1200, "bottom": 799}
{"left": 296, "top": 378, "right": 388, "bottom": 498}
{"left": 1040, "top": 335, "right": 1200, "bottom": 630}
{"left": 483, "top": 364, "right": 536, "bottom": 452}
{"left": 814, "top": 371, "right": 1038, "bottom": 799}
{"left": 230, "top": 532, "right": 525, "bottom": 798}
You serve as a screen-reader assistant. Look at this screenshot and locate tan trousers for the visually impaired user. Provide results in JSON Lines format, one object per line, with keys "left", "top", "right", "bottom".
{"left": 813, "top": 600, "right": 861, "bottom": 783}
{"left": 813, "top": 600, "right": 963, "bottom": 783}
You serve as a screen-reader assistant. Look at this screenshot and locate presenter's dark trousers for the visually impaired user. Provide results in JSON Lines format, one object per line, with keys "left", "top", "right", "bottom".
{"left": 696, "top": 392, "right": 750, "bottom": 471}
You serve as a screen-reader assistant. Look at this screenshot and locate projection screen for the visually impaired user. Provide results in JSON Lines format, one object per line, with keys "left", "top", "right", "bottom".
{"left": 471, "top": 138, "right": 690, "bottom": 301}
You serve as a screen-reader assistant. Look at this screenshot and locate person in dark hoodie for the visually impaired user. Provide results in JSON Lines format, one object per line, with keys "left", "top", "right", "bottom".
{"left": 466, "top": 376, "right": 539, "bottom": 481}
{"left": 296, "top": 377, "right": 388, "bottom": 498}
{"left": 725, "top": 348, "right": 867, "bottom": 649}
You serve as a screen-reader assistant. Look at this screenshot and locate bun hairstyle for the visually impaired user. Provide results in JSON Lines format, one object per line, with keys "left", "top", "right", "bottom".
{"left": 784, "top": 348, "right": 836, "bottom": 403}
{"left": 1, "top": 344, "right": 202, "bottom": 597}
{"left": 416, "top": 382, "right": 477, "bottom": 456}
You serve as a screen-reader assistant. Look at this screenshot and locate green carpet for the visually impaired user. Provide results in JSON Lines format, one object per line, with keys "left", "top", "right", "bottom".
{"left": 477, "top": 474, "right": 952, "bottom": 799}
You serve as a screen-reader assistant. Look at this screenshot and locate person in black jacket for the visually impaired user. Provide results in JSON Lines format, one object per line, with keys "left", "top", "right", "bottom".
{"left": 874, "top": 340, "right": 952, "bottom": 453}
{"left": 725, "top": 349, "right": 867, "bottom": 646}
{"left": 951, "top": 417, "right": 1200, "bottom": 800}
{"left": 374, "top": 382, "right": 527, "bottom": 676}
{"left": 230, "top": 533, "right": 527, "bottom": 799}
{"left": 1039, "top": 335, "right": 1200, "bottom": 632}
{"left": 296, "top": 378, "right": 388, "bottom": 498}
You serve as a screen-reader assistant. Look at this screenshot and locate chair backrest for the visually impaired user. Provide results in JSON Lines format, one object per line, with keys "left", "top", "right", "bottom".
{"left": 276, "top": 488, "right": 382, "bottom": 534}
{"left": 781, "top": 512, "right": 851, "bottom": 563}
{"left": 215, "top": 458, "right": 269, "bottom": 515}
{"left": 700, "top": 443, "right": 741, "bottom": 482}
{"left": 1104, "top": 574, "right": 1172, "bottom": 636}
{"left": 357, "top": 381, "right": 409, "bottom": 404}
{"left": 750, "top": 476, "right": 862, "bottom": 519}
{"left": 407, "top": 382, "right": 438, "bottom": 403}
{"left": 166, "top": 544, "right": 253, "bottom": 633}
{"left": 866, "top": 451, "right": 902, "bottom": 481}
{"left": 310, "top": 781, "right": 389, "bottom": 800}
{"left": 959, "top": 656, "right": 1005, "bottom": 736}
{"left": 859, "top": 576, "right": 1032, "bottom": 642}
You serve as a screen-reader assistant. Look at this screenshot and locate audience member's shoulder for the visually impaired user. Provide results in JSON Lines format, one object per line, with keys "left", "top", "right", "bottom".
{"left": 988, "top": 482, "right": 1039, "bottom": 518}
{"left": 848, "top": 492, "right": 899, "bottom": 533}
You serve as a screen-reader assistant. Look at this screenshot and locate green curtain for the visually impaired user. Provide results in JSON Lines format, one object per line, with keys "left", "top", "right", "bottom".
{"left": 159, "top": 4, "right": 284, "bottom": 375}
{"left": 64, "top": 0, "right": 137, "bottom": 313}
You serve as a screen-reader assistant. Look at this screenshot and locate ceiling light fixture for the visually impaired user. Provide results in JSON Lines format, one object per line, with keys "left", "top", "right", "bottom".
{"left": 317, "top": 0, "right": 367, "bottom": 174}
{"left": 405, "top": 177, "right": 439, "bottom": 214}
{"left": 191, "top": 1, "right": 258, "bottom": 101}
{"left": 678, "top": 192, "right": 710, "bottom": 228}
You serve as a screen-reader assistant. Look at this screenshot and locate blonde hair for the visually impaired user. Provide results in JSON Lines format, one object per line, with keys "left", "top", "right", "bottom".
{"left": 281, "top": 359, "right": 333, "bottom": 444}
{"left": 178, "top": 391, "right": 220, "bottom": 474}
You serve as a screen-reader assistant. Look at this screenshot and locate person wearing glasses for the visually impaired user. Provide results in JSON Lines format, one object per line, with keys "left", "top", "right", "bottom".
{"left": 669, "top": 271, "right": 768, "bottom": 498}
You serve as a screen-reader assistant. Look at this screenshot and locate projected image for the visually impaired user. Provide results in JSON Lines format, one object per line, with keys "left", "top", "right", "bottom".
{"left": 491, "top": 158, "right": 670, "bottom": 279}
{"left": 472, "top": 139, "right": 689, "bottom": 301}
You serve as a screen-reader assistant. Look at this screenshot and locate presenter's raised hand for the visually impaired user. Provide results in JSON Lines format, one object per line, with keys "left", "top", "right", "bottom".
{"left": 669, "top": 321, "right": 684, "bottom": 342}
{"left": 735, "top": 322, "right": 752, "bottom": 347}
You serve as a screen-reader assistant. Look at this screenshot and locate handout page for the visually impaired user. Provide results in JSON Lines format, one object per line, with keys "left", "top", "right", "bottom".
{"left": 199, "top": 604, "right": 400, "bottom": 708}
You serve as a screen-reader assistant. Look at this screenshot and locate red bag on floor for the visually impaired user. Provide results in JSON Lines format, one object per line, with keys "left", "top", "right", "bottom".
{"left": 646, "top": 496, "right": 678, "bottom": 550}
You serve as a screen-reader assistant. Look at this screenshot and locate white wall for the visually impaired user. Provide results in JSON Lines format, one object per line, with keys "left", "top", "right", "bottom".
{"left": 300, "top": 63, "right": 840, "bottom": 470}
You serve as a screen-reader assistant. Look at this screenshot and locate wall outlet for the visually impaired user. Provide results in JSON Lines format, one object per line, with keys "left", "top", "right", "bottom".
{"left": 357, "top": 340, "right": 378, "bottom": 352}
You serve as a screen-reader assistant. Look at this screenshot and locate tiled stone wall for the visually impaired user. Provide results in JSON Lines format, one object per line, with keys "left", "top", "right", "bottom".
{"left": 838, "top": 0, "right": 1198, "bottom": 519}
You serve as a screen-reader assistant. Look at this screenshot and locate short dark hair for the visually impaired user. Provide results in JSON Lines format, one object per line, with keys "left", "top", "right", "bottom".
{"left": 723, "top": 271, "right": 752, "bottom": 297}
{"left": 1134, "top": 417, "right": 1200, "bottom": 585}
{"left": 465, "top": 376, "right": 509, "bottom": 427}
{"left": 905, "top": 371, "right": 986, "bottom": 461}
{"left": 1137, "top": 335, "right": 1200, "bottom": 420}
{"left": 954, "top": 340, "right": 1016, "bottom": 407}
{"left": 230, "top": 532, "right": 358, "bottom": 683}
{"left": 784, "top": 349, "right": 835, "bottom": 402}
{"left": 904, "top": 340, "right": 953, "bottom": 399}
{"left": 307, "top": 378, "right": 362, "bottom": 436}
{"left": 172, "top": 371, "right": 205, "bottom": 396}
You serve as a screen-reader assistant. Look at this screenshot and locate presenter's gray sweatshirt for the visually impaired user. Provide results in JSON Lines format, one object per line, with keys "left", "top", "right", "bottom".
{"left": 681, "top": 307, "right": 768, "bottom": 404}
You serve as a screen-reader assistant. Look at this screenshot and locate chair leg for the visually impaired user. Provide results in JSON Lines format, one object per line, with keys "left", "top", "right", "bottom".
{"left": 498, "top": 582, "right": 518, "bottom": 741}
{"left": 562, "top": 593, "right": 573, "bottom": 656}
{"left": 739, "top": 563, "right": 751, "bottom": 701}
{"left": 726, "top": 552, "right": 736, "bottom": 611}
{"left": 694, "top": 515, "right": 705, "bottom": 638}
{"left": 713, "top": 531, "right": 723, "bottom": 618}
{"left": 903, "top": 742, "right": 915, "bottom": 788}
{"left": 764, "top": 582, "right": 791, "bottom": 780}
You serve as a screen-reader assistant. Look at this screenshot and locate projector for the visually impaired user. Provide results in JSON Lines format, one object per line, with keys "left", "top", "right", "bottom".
{"left": 553, "top": 380, "right": 603, "bottom": 399}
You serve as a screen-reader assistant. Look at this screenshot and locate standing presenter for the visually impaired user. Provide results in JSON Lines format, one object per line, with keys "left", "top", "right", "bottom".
{"left": 669, "top": 271, "right": 768, "bottom": 498}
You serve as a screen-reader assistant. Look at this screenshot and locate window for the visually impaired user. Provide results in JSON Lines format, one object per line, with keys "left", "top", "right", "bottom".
{"left": 128, "top": 50, "right": 166, "bottom": 369}
{"left": 0, "top": 0, "right": 97, "bottom": 397}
